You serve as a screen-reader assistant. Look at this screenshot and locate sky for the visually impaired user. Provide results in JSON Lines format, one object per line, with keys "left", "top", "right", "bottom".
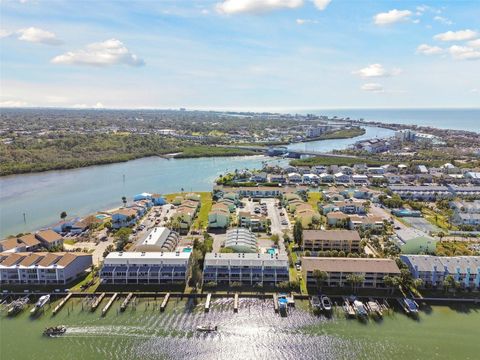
{"left": 1, "top": 0, "right": 479, "bottom": 110}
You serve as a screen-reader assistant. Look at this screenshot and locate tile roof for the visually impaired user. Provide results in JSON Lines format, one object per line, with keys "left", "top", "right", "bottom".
{"left": 302, "top": 257, "right": 400, "bottom": 274}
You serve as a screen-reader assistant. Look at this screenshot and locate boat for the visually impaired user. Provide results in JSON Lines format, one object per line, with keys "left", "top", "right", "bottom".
{"left": 353, "top": 300, "right": 368, "bottom": 318}
{"left": 30, "top": 295, "right": 50, "bottom": 315}
{"left": 310, "top": 296, "right": 322, "bottom": 310}
{"left": 403, "top": 298, "right": 419, "bottom": 315}
{"left": 43, "top": 325, "right": 67, "bottom": 337}
{"left": 196, "top": 325, "right": 217, "bottom": 332}
{"left": 366, "top": 300, "right": 383, "bottom": 317}
{"left": 7, "top": 296, "right": 29, "bottom": 316}
{"left": 321, "top": 295, "right": 332, "bottom": 312}
{"left": 342, "top": 299, "right": 355, "bottom": 317}
{"left": 278, "top": 294, "right": 288, "bottom": 313}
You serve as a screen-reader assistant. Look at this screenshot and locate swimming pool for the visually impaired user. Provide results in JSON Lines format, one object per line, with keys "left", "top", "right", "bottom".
{"left": 267, "top": 248, "right": 276, "bottom": 255}
{"left": 182, "top": 247, "right": 192, "bottom": 253}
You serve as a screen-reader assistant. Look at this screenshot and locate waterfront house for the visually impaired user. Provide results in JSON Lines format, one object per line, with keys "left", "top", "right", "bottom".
{"left": 224, "top": 228, "right": 257, "bottom": 253}
{"left": 0, "top": 252, "right": 92, "bottom": 285}
{"left": 302, "top": 230, "right": 361, "bottom": 252}
{"left": 302, "top": 257, "right": 401, "bottom": 289}
{"left": 111, "top": 208, "right": 138, "bottom": 229}
{"left": 250, "top": 172, "right": 268, "bottom": 183}
{"left": 0, "top": 234, "right": 41, "bottom": 253}
{"left": 35, "top": 230, "right": 63, "bottom": 249}
{"left": 100, "top": 251, "right": 191, "bottom": 284}
{"left": 267, "top": 174, "right": 286, "bottom": 183}
{"left": 203, "top": 253, "right": 289, "bottom": 286}
{"left": 348, "top": 215, "right": 384, "bottom": 232}
{"left": 319, "top": 173, "right": 334, "bottom": 183}
{"left": 225, "top": 187, "right": 281, "bottom": 199}
{"left": 151, "top": 193, "right": 167, "bottom": 206}
{"left": 400, "top": 255, "right": 480, "bottom": 290}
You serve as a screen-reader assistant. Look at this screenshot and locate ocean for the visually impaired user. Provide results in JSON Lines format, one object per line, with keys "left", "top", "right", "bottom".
{"left": 302, "top": 108, "right": 480, "bottom": 133}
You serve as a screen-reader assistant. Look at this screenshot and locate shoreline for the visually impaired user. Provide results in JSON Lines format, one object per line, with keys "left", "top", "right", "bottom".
{"left": 0, "top": 128, "right": 367, "bottom": 178}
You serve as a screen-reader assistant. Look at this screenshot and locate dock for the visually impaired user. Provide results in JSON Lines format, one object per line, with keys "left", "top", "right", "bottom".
{"left": 160, "top": 293, "right": 170, "bottom": 312}
{"left": 120, "top": 293, "right": 133, "bottom": 312}
{"left": 233, "top": 293, "right": 239, "bottom": 313}
{"left": 90, "top": 292, "right": 106, "bottom": 312}
{"left": 52, "top": 293, "right": 72, "bottom": 315}
{"left": 273, "top": 294, "right": 279, "bottom": 313}
{"left": 205, "top": 293, "right": 212, "bottom": 312}
{"left": 101, "top": 293, "right": 118, "bottom": 316}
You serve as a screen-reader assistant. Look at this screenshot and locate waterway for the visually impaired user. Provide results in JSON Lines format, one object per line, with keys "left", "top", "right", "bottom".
{"left": 1, "top": 297, "right": 478, "bottom": 360}
{"left": 0, "top": 126, "right": 394, "bottom": 238}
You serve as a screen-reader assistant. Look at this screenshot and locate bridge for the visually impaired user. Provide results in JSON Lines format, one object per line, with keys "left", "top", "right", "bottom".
{"left": 218, "top": 145, "right": 359, "bottom": 159}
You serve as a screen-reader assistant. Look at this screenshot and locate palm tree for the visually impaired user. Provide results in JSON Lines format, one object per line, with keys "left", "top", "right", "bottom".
{"left": 60, "top": 211, "right": 67, "bottom": 221}
{"left": 346, "top": 273, "right": 365, "bottom": 293}
{"left": 121, "top": 196, "right": 127, "bottom": 207}
{"left": 312, "top": 270, "right": 328, "bottom": 292}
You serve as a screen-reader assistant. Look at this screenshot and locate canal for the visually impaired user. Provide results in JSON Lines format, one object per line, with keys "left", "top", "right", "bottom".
{"left": 0, "top": 126, "right": 394, "bottom": 238}
{"left": 1, "top": 297, "right": 478, "bottom": 360}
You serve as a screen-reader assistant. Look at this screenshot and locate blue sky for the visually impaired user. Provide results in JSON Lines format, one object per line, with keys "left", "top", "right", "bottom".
{"left": 1, "top": 0, "right": 479, "bottom": 110}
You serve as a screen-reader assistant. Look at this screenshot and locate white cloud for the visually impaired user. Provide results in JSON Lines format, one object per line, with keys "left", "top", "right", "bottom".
{"left": 0, "top": 29, "right": 13, "bottom": 38}
{"left": 448, "top": 45, "right": 480, "bottom": 60}
{"left": 51, "top": 39, "right": 145, "bottom": 67}
{"left": 361, "top": 83, "right": 384, "bottom": 92}
{"left": 72, "top": 102, "right": 105, "bottom": 109}
{"left": 0, "top": 100, "right": 28, "bottom": 107}
{"left": 467, "top": 39, "right": 480, "bottom": 48}
{"left": 353, "top": 63, "right": 400, "bottom": 78}
{"left": 374, "top": 9, "right": 412, "bottom": 25}
{"left": 416, "top": 44, "right": 444, "bottom": 55}
{"left": 216, "top": 0, "right": 303, "bottom": 14}
{"left": 471, "top": 88, "right": 478, "bottom": 94}
{"left": 312, "top": 0, "right": 331, "bottom": 11}
{"left": 17, "top": 27, "right": 62, "bottom": 45}
{"left": 434, "top": 29, "right": 478, "bottom": 42}
{"left": 296, "top": 18, "right": 317, "bottom": 25}
{"left": 433, "top": 16, "right": 453, "bottom": 25}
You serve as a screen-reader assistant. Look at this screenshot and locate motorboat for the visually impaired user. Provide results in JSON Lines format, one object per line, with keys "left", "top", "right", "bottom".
{"left": 196, "top": 325, "right": 217, "bottom": 332}
{"left": 43, "top": 326, "right": 67, "bottom": 337}
{"left": 7, "top": 296, "right": 29, "bottom": 316}
{"left": 321, "top": 296, "right": 332, "bottom": 312}
{"left": 367, "top": 300, "right": 383, "bottom": 317}
{"left": 403, "top": 298, "right": 419, "bottom": 315}
{"left": 353, "top": 300, "right": 368, "bottom": 318}
{"left": 31, "top": 295, "right": 50, "bottom": 315}
{"left": 278, "top": 294, "right": 288, "bottom": 313}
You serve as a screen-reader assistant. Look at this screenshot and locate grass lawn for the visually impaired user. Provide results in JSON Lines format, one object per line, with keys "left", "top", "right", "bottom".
{"left": 64, "top": 239, "right": 76, "bottom": 245}
{"left": 69, "top": 272, "right": 100, "bottom": 293}
{"left": 193, "top": 192, "right": 213, "bottom": 230}
{"left": 307, "top": 192, "right": 322, "bottom": 212}
{"left": 422, "top": 208, "right": 455, "bottom": 231}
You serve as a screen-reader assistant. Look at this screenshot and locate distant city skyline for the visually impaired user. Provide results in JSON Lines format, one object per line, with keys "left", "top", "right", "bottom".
{"left": 1, "top": 0, "right": 479, "bottom": 110}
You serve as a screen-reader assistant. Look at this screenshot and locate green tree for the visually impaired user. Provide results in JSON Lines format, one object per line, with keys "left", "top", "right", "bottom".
{"left": 346, "top": 273, "right": 365, "bottom": 293}
{"left": 121, "top": 196, "right": 127, "bottom": 207}
{"left": 60, "top": 211, "right": 67, "bottom": 221}
{"left": 293, "top": 219, "right": 303, "bottom": 247}
{"left": 312, "top": 269, "right": 328, "bottom": 291}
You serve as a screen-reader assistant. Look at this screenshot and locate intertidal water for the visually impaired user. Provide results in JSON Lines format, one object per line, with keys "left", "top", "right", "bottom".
{"left": 1, "top": 297, "right": 479, "bottom": 360}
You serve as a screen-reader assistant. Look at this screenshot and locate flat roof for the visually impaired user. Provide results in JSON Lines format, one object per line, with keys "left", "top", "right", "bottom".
{"left": 104, "top": 251, "right": 191, "bottom": 265}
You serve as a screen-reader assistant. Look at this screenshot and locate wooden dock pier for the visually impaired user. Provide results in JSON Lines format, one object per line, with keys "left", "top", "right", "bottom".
{"left": 120, "top": 293, "right": 133, "bottom": 312}
{"left": 233, "top": 293, "right": 239, "bottom": 313}
{"left": 205, "top": 293, "right": 212, "bottom": 312}
{"left": 91, "top": 292, "right": 106, "bottom": 312}
{"left": 160, "top": 293, "right": 170, "bottom": 312}
{"left": 101, "top": 293, "right": 118, "bottom": 316}
{"left": 52, "top": 293, "right": 72, "bottom": 315}
{"left": 273, "top": 294, "right": 279, "bottom": 313}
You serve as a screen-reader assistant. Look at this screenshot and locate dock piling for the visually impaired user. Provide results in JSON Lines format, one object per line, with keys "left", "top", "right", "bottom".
{"left": 91, "top": 293, "right": 106, "bottom": 312}
{"left": 234, "top": 293, "right": 239, "bottom": 313}
{"left": 205, "top": 293, "right": 212, "bottom": 312}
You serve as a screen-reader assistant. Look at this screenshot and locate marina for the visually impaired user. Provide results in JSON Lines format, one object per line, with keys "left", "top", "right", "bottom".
{"left": 1, "top": 295, "right": 479, "bottom": 360}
